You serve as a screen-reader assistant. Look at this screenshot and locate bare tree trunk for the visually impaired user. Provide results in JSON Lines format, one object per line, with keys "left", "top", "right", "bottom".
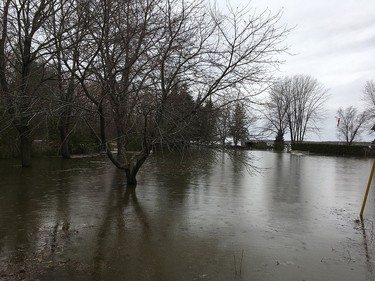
{"left": 57, "top": 82, "right": 74, "bottom": 159}
{"left": 124, "top": 152, "right": 148, "bottom": 186}
{"left": 125, "top": 168, "right": 138, "bottom": 186}
{"left": 58, "top": 122, "right": 70, "bottom": 159}
{"left": 19, "top": 127, "right": 32, "bottom": 167}
{"left": 98, "top": 102, "right": 107, "bottom": 152}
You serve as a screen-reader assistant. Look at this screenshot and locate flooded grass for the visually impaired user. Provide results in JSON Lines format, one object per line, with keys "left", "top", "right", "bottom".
{"left": 0, "top": 151, "right": 375, "bottom": 280}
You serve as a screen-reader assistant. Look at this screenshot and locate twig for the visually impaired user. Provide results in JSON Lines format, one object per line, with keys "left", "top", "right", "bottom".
{"left": 233, "top": 254, "right": 237, "bottom": 275}
{"left": 240, "top": 249, "right": 244, "bottom": 276}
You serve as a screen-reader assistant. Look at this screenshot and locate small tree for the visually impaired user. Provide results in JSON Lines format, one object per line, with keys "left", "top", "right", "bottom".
{"left": 229, "top": 103, "right": 248, "bottom": 147}
{"left": 336, "top": 106, "right": 368, "bottom": 145}
{"left": 273, "top": 130, "right": 285, "bottom": 151}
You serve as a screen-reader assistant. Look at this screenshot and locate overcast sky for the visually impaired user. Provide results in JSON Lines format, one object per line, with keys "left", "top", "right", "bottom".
{"left": 218, "top": 0, "right": 375, "bottom": 141}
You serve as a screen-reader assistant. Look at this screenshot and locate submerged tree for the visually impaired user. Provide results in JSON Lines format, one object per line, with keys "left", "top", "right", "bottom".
{"left": 63, "top": 0, "right": 289, "bottom": 186}
{"left": 0, "top": 0, "right": 65, "bottom": 166}
{"left": 47, "top": 0, "right": 82, "bottom": 159}
{"left": 0, "top": 0, "right": 289, "bottom": 184}
{"left": 336, "top": 106, "right": 368, "bottom": 145}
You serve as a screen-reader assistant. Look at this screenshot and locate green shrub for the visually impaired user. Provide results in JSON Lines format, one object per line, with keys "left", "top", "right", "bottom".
{"left": 254, "top": 142, "right": 270, "bottom": 150}
{"left": 291, "top": 142, "right": 373, "bottom": 157}
{"left": 68, "top": 128, "right": 100, "bottom": 154}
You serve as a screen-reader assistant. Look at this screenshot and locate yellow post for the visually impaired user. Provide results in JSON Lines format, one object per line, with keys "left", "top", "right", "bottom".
{"left": 360, "top": 160, "right": 375, "bottom": 219}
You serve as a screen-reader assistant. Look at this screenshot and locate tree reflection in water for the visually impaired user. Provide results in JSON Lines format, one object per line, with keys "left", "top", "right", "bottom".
{"left": 1, "top": 153, "right": 375, "bottom": 281}
{"left": 92, "top": 172, "right": 150, "bottom": 281}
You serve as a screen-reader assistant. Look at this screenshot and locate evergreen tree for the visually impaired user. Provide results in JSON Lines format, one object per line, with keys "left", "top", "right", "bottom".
{"left": 274, "top": 129, "right": 285, "bottom": 151}
{"left": 229, "top": 103, "right": 248, "bottom": 147}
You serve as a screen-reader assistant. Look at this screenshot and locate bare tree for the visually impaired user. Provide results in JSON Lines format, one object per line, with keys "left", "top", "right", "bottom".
{"left": 62, "top": 0, "right": 162, "bottom": 185}
{"left": 336, "top": 106, "right": 368, "bottom": 145}
{"left": 363, "top": 80, "right": 375, "bottom": 119}
{"left": 262, "top": 81, "right": 290, "bottom": 145}
{"left": 61, "top": 0, "right": 289, "bottom": 186}
{"left": 0, "top": 0, "right": 288, "bottom": 182}
{"left": 0, "top": 0, "right": 63, "bottom": 166}
{"left": 286, "top": 75, "right": 328, "bottom": 143}
{"left": 263, "top": 75, "right": 328, "bottom": 144}
{"left": 47, "top": 0, "right": 81, "bottom": 158}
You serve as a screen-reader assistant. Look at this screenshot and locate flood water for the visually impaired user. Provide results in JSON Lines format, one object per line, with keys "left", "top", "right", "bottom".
{"left": 1, "top": 150, "right": 375, "bottom": 281}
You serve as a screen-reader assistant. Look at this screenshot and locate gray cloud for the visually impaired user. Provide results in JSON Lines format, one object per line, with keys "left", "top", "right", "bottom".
{"left": 219, "top": 0, "right": 375, "bottom": 140}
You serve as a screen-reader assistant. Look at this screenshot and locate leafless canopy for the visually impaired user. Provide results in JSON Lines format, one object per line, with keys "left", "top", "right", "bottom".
{"left": 263, "top": 74, "right": 329, "bottom": 143}
{"left": 336, "top": 106, "right": 368, "bottom": 145}
{"left": 363, "top": 80, "right": 375, "bottom": 119}
{"left": 0, "top": 0, "right": 289, "bottom": 184}
{"left": 262, "top": 81, "right": 290, "bottom": 138}
{"left": 0, "top": 0, "right": 66, "bottom": 166}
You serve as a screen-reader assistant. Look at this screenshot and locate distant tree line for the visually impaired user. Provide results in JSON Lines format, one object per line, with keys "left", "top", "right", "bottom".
{"left": 262, "top": 76, "right": 375, "bottom": 148}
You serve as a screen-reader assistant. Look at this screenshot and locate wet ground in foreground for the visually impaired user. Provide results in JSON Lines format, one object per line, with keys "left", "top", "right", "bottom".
{"left": 0, "top": 150, "right": 375, "bottom": 281}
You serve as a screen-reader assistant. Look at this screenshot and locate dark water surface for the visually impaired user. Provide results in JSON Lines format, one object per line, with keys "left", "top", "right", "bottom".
{"left": 1, "top": 150, "right": 375, "bottom": 281}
